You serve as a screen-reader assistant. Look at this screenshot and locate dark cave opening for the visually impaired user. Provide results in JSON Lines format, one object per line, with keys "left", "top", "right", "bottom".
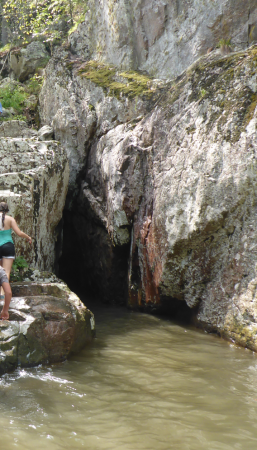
{"left": 57, "top": 209, "right": 198, "bottom": 328}
{"left": 58, "top": 208, "right": 131, "bottom": 305}
{"left": 57, "top": 209, "right": 83, "bottom": 295}
{"left": 152, "top": 296, "right": 199, "bottom": 327}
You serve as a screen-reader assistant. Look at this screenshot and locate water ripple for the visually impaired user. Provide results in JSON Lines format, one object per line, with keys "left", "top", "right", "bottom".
{"left": 0, "top": 305, "right": 257, "bottom": 449}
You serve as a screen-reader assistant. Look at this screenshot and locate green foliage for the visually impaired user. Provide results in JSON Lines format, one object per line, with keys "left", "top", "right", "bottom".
{"left": 0, "top": 43, "right": 12, "bottom": 53}
{"left": 0, "top": 114, "right": 27, "bottom": 122}
{"left": 249, "top": 25, "right": 256, "bottom": 42}
{"left": 10, "top": 256, "right": 29, "bottom": 282}
{"left": 12, "top": 256, "right": 29, "bottom": 270}
{"left": 0, "top": 85, "right": 27, "bottom": 111}
{"left": 3, "top": 0, "right": 33, "bottom": 44}
{"left": 199, "top": 88, "right": 207, "bottom": 98}
{"left": 68, "top": 13, "right": 86, "bottom": 36}
{"left": 26, "top": 73, "right": 44, "bottom": 94}
{"left": 2, "top": 0, "right": 87, "bottom": 46}
{"left": 217, "top": 38, "right": 231, "bottom": 48}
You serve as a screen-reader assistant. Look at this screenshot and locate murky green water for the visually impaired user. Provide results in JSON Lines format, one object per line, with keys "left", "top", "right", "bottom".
{"left": 1, "top": 303, "right": 257, "bottom": 450}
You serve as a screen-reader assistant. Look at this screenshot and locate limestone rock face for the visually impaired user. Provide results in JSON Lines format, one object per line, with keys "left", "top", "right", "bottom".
{"left": 0, "top": 125, "right": 69, "bottom": 271}
{"left": 38, "top": 125, "right": 54, "bottom": 141}
{"left": 39, "top": 50, "right": 163, "bottom": 301}
{"left": 69, "top": 0, "right": 257, "bottom": 79}
{"left": 9, "top": 41, "right": 49, "bottom": 81}
{"left": 40, "top": 44, "right": 257, "bottom": 350}
{"left": 0, "top": 120, "right": 38, "bottom": 138}
{"left": 39, "top": 48, "right": 161, "bottom": 190}
{"left": 0, "top": 282, "right": 95, "bottom": 375}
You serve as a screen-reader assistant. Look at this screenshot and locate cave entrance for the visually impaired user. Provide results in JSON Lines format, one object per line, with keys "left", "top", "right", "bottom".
{"left": 56, "top": 210, "right": 198, "bottom": 328}
{"left": 57, "top": 208, "right": 131, "bottom": 305}
{"left": 153, "top": 296, "right": 199, "bottom": 327}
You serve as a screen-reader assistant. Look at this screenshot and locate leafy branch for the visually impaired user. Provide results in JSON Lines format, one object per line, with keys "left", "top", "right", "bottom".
{"left": 2, "top": 0, "right": 87, "bottom": 46}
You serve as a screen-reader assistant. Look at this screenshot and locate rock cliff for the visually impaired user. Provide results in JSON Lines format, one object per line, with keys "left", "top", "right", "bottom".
{"left": 39, "top": 41, "right": 257, "bottom": 350}
{"left": 0, "top": 121, "right": 93, "bottom": 375}
{"left": 69, "top": 0, "right": 257, "bottom": 79}
{"left": 0, "top": 120, "right": 69, "bottom": 272}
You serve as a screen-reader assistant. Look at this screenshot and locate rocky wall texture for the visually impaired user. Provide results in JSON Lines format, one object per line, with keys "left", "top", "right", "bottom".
{"left": 0, "top": 121, "right": 69, "bottom": 271}
{"left": 8, "top": 41, "right": 50, "bottom": 82}
{"left": 39, "top": 50, "right": 164, "bottom": 190}
{"left": 39, "top": 49, "right": 164, "bottom": 301}
{"left": 69, "top": 0, "right": 257, "bottom": 79}
{"left": 40, "top": 44, "right": 257, "bottom": 350}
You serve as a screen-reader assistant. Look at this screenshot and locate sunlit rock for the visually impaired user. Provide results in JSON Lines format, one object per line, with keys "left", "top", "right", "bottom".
{"left": 40, "top": 42, "right": 257, "bottom": 351}
{"left": 38, "top": 125, "right": 54, "bottom": 141}
{"left": 39, "top": 48, "right": 160, "bottom": 189}
{"left": 9, "top": 41, "right": 50, "bottom": 82}
{"left": 0, "top": 133, "right": 69, "bottom": 271}
{"left": 68, "top": 0, "right": 257, "bottom": 79}
{"left": 0, "top": 281, "right": 95, "bottom": 375}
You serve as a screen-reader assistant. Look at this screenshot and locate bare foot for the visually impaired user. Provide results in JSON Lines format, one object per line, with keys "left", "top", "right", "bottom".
{"left": 0, "top": 310, "right": 9, "bottom": 320}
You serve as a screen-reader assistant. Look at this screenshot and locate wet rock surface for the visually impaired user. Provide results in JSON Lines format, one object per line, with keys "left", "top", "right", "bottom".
{"left": 0, "top": 282, "right": 95, "bottom": 375}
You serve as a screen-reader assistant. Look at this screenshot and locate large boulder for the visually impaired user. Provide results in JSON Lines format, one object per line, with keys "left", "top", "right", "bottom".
{"left": 9, "top": 42, "right": 50, "bottom": 82}
{"left": 69, "top": 0, "right": 257, "bottom": 79}
{"left": 0, "top": 281, "right": 95, "bottom": 375}
{"left": 0, "top": 128, "right": 69, "bottom": 271}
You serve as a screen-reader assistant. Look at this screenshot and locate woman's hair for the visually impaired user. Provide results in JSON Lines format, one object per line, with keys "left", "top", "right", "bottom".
{"left": 0, "top": 202, "right": 9, "bottom": 228}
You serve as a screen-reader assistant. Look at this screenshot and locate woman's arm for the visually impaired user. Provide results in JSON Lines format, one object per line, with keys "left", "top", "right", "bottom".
{"left": 11, "top": 218, "right": 32, "bottom": 244}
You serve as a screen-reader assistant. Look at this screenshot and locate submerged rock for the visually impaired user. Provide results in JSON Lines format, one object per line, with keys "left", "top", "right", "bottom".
{"left": 0, "top": 281, "right": 95, "bottom": 375}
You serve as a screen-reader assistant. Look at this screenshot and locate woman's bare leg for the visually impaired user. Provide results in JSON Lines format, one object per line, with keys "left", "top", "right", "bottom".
{"left": 0, "top": 281, "right": 12, "bottom": 320}
{"left": 0, "top": 259, "right": 3, "bottom": 297}
{"left": 2, "top": 258, "right": 14, "bottom": 282}
{"left": 0, "top": 260, "right": 13, "bottom": 319}
{"left": 0, "top": 259, "right": 14, "bottom": 300}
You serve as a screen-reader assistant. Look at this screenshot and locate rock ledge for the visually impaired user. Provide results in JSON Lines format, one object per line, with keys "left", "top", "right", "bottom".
{"left": 0, "top": 281, "right": 95, "bottom": 375}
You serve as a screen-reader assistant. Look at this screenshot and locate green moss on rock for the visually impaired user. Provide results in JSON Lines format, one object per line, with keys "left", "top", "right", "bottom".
{"left": 77, "top": 60, "right": 156, "bottom": 99}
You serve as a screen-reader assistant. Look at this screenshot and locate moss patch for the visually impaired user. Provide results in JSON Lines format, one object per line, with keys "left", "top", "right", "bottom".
{"left": 77, "top": 60, "right": 157, "bottom": 99}
{"left": 242, "top": 92, "right": 257, "bottom": 128}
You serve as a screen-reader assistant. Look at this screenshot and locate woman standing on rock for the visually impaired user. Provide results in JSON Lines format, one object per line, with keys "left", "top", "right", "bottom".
{"left": 0, "top": 202, "right": 32, "bottom": 302}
